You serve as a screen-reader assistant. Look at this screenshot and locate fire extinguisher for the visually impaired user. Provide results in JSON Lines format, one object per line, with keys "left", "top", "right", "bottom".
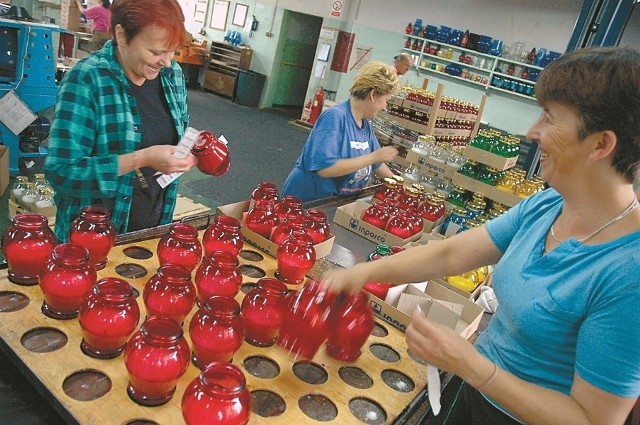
{"left": 308, "top": 86, "right": 324, "bottom": 125}
{"left": 301, "top": 101, "right": 312, "bottom": 122}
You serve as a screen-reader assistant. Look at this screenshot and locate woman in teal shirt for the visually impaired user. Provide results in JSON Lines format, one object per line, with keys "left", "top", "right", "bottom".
{"left": 322, "top": 47, "right": 640, "bottom": 425}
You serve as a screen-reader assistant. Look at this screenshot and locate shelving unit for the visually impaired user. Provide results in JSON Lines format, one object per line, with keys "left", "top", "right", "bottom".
{"left": 402, "top": 34, "right": 544, "bottom": 102}
{"left": 203, "top": 41, "right": 252, "bottom": 99}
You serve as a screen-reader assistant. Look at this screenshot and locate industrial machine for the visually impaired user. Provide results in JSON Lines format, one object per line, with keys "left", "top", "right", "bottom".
{"left": 0, "top": 16, "right": 62, "bottom": 176}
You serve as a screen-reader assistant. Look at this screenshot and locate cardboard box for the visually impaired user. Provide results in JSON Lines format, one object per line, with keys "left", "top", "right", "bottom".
{"left": 368, "top": 280, "right": 484, "bottom": 339}
{"left": 216, "top": 201, "right": 335, "bottom": 259}
{"left": 463, "top": 145, "right": 518, "bottom": 171}
{"left": 332, "top": 199, "right": 422, "bottom": 246}
{"left": 489, "top": 186, "right": 522, "bottom": 207}
{"left": 452, "top": 172, "right": 494, "bottom": 198}
{"left": 405, "top": 150, "right": 454, "bottom": 179}
{"left": 360, "top": 196, "right": 444, "bottom": 234}
{"left": 0, "top": 145, "right": 8, "bottom": 197}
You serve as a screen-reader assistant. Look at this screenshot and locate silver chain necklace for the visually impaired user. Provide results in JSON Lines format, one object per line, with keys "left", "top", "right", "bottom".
{"left": 550, "top": 198, "right": 639, "bottom": 244}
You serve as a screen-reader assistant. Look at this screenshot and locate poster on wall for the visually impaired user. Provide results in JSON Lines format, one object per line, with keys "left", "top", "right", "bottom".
{"left": 195, "top": 0, "right": 207, "bottom": 24}
{"left": 210, "top": 0, "right": 230, "bottom": 30}
{"left": 350, "top": 46, "right": 372, "bottom": 71}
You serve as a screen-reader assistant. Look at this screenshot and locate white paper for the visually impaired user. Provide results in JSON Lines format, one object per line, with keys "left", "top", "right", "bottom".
{"left": 428, "top": 365, "right": 442, "bottom": 415}
{"left": 319, "top": 28, "right": 336, "bottom": 39}
{"left": 0, "top": 91, "right": 37, "bottom": 135}
{"left": 317, "top": 43, "right": 331, "bottom": 61}
{"left": 314, "top": 62, "right": 327, "bottom": 79}
{"left": 157, "top": 127, "right": 201, "bottom": 189}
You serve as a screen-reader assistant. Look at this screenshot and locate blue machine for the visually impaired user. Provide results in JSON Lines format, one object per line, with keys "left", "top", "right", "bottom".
{"left": 0, "top": 17, "right": 61, "bottom": 176}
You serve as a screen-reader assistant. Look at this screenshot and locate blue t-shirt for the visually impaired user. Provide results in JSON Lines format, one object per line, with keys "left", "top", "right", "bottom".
{"left": 478, "top": 188, "right": 640, "bottom": 400}
{"left": 282, "top": 100, "right": 382, "bottom": 202}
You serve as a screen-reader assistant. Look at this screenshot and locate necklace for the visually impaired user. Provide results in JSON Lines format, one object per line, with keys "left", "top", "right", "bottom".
{"left": 550, "top": 198, "right": 639, "bottom": 244}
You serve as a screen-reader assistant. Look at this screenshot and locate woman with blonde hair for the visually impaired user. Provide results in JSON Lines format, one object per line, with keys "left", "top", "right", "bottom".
{"left": 282, "top": 61, "right": 399, "bottom": 202}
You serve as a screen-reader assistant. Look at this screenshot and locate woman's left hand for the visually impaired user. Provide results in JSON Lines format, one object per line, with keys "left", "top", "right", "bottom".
{"left": 406, "top": 307, "right": 482, "bottom": 384}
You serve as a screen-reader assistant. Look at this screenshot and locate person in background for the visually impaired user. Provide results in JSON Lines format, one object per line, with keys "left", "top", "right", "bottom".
{"left": 45, "top": 0, "right": 195, "bottom": 242}
{"left": 322, "top": 47, "right": 640, "bottom": 425}
{"left": 392, "top": 52, "right": 413, "bottom": 76}
{"left": 76, "top": 0, "right": 111, "bottom": 51}
{"left": 282, "top": 61, "right": 399, "bottom": 203}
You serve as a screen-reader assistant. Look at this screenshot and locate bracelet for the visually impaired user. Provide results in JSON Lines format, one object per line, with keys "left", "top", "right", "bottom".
{"left": 476, "top": 363, "right": 498, "bottom": 391}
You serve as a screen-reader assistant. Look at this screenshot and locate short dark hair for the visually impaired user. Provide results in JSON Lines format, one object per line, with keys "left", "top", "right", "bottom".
{"left": 535, "top": 47, "right": 640, "bottom": 182}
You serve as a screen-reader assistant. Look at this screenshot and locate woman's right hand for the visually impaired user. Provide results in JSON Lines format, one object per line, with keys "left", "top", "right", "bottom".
{"left": 320, "top": 264, "right": 371, "bottom": 295}
{"left": 140, "top": 145, "right": 197, "bottom": 174}
{"left": 373, "top": 146, "right": 399, "bottom": 163}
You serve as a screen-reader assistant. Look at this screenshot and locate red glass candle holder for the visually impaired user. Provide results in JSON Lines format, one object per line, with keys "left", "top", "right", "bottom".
{"left": 157, "top": 223, "right": 203, "bottom": 272}
{"left": 271, "top": 213, "right": 309, "bottom": 245}
{"left": 326, "top": 292, "right": 374, "bottom": 362}
{"left": 241, "top": 278, "right": 288, "bottom": 347}
{"left": 202, "top": 215, "right": 243, "bottom": 257}
{"left": 189, "top": 296, "right": 245, "bottom": 368}
{"left": 143, "top": 263, "right": 196, "bottom": 324}
{"left": 2, "top": 212, "right": 57, "bottom": 285}
{"left": 417, "top": 195, "right": 446, "bottom": 222}
{"left": 191, "top": 131, "right": 231, "bottom": 176}
{"left": 39, "top": 243, "right": 97, "bottom": 320}
{"left": 361, "top": 202, "right": 391, "bottom": 230}
{"left": 244, "top": 197, "right": 278, "bottom": 239}
{"left": 305, "top": 208, "right": 330, "bottom": 244}
{"left": 249, "top": 181, "right": 279, "bottom": 212}
{"left": 68, "top": 206, "right": 116, "bottom": 271}
{"left": 273, "top": 195, "right": 304, "bottom": 222}
{"left": 276, "top": 231, "right": 315, "bottom": 285}
{"left": 277, "top": 280, "right": 335, "bottom": 359}
{"left": 124, "top": 316, "right": 190, "bottom": 406}
{"left": 182, "top": 363, "right": 252, "bottom": 425}
{"left": 195, "top": 250, "right": 242, "bottom": 303}
{"left": 382, "top": 197, "right": 401, "bottom": 217}
{"left": 374, "top": 178, "right": 399, "bottom": 202}
{"left": 363, "top": 281, "right": 393, "bottom": 300}
{"left": 79, "top": 277, "right": 140, "bottom": 359}
{"left": 386, "top": 211, "right": 418, "bottom": 239}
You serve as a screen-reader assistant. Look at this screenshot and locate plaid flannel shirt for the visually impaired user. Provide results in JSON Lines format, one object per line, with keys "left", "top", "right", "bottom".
{"left": 45, "top": 40, "right": 189, "bottom": 242}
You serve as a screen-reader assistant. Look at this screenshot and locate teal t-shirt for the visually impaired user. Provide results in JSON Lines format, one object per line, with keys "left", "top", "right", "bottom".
{"left": 282, "top": 100, "right": 381, "bottom": 202}
{"left": 479, "top": 188, "right": 640, "bottom": 399}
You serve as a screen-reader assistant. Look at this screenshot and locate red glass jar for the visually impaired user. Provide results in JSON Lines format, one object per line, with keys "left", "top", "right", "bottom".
{"left": 124, "top": 316, "right": 190, "bottom": 406}
{"left": 381, "top": 197, "right": 401, "bottom": 217}
{"left": 202, "top": 215, "right": 243, "bottom": 257}
{"left": 271, "top": 213, "right": 309, "bottom": 245}
{"left": 79, "top": 277, "right": 140, "bottom": 359}
{"left": 39, "top": 243, "right": 97, "bottom": 319}
{"left": 195, "top": 250, "right": 242, "bottom": 303}
{"left": 363, "top": 282, "right": 393, "bottom": 300}
{"left": 189, "top": 296, "right": 245, "bottom": 368}
{"left": 68, "top": 206, "right": 116, "bottom": 271}
{"left": 361, "top": 202, "right": 391, "bottom": 230}
{"left": 305, "top": 209, "right": 330, "bottom": 244}
{"left": 249, "top": 181, "right": 279, "bottom": 212}
{"left": 407, "top": 208, "right": 424, "bottom": 235}
{"left": 143, "top": 263, "right": 196, "bottom": 324}
{"left": 399, "top": 187, "right": 422, "bottom": 211}
{"left": 326, "top": 292, "right": 374, "bottom": 362}
{"left": 191, "top": 131, "right": 230, "bottom": 176}
{"left": 277, "top": 280, "right": 335, "bottom": 360}
{"left": 182, "top": 363, "right": 252, "bottom": 425}
{"left": 274, "top": 194, "right": 304, "bottom": 222}
{"left": 417, "top": 194, "right": 446, "bottom": 222}
{"left": 374, "top": 178, "right": 398, "bottom": 202}
{"left": 386, "top": 211, "right": 418, "bottom": 239}
{"left": 276, "top": 231, "right": 315, "bottom": 285}
{"left": 244, "top": 197, "right": 278, "bottom": 239}
{"left": 157, "top": 223, "right": 203, "bottom": 272}
{"left": 241, "top": 278, "right": 288, "bottom": 347}
{"left": 1, "top": 213, "right": 56, "bottom": 285}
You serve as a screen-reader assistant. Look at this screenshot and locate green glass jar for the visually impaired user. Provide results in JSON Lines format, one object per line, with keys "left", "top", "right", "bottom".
{"left": 457, "top": 160, "right": 479, "bottom": 179}
{"left": 367, "top": 244, "right": 392, "bottom": 262}
{"left": 446, "top": 185, "right": 467, "bottom": 207}
{"left": 477, "top": 165, "right": 502, "bottom": 186}
{"left": 469, "top": 130, "right": 491, "bottom": 151}
{"left": 491, "top": 136, "right": 511, "bottom": 158}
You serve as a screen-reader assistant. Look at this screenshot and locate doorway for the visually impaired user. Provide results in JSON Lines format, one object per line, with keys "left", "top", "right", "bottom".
{"left": 272, "top": 10, "right": 323, "bottom": 115}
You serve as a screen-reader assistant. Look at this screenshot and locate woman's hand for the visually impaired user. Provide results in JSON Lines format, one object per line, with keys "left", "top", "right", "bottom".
{"left": 373, "top": 146, "right": 399, "bottom": 163}
{"left": 320, "top": 264, "right": 371, "bottom": 295}
{"left": 140, "top": 145, "right": 197, "bottom": 174}
{"left": 406, "top": 307, "right": 487, "bottom": 386}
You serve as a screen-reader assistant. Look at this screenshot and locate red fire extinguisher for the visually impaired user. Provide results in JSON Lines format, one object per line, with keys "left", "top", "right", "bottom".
{"left": 301, "top": 101, "right": 312, "bottom": 122}
{"left": 308, "top": 86, "right": 324, "bottom": 125}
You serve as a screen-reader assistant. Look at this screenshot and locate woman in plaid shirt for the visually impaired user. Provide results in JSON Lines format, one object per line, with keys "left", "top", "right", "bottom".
{"left": 45, "top": 0, "right": 196, "bottom": 242}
